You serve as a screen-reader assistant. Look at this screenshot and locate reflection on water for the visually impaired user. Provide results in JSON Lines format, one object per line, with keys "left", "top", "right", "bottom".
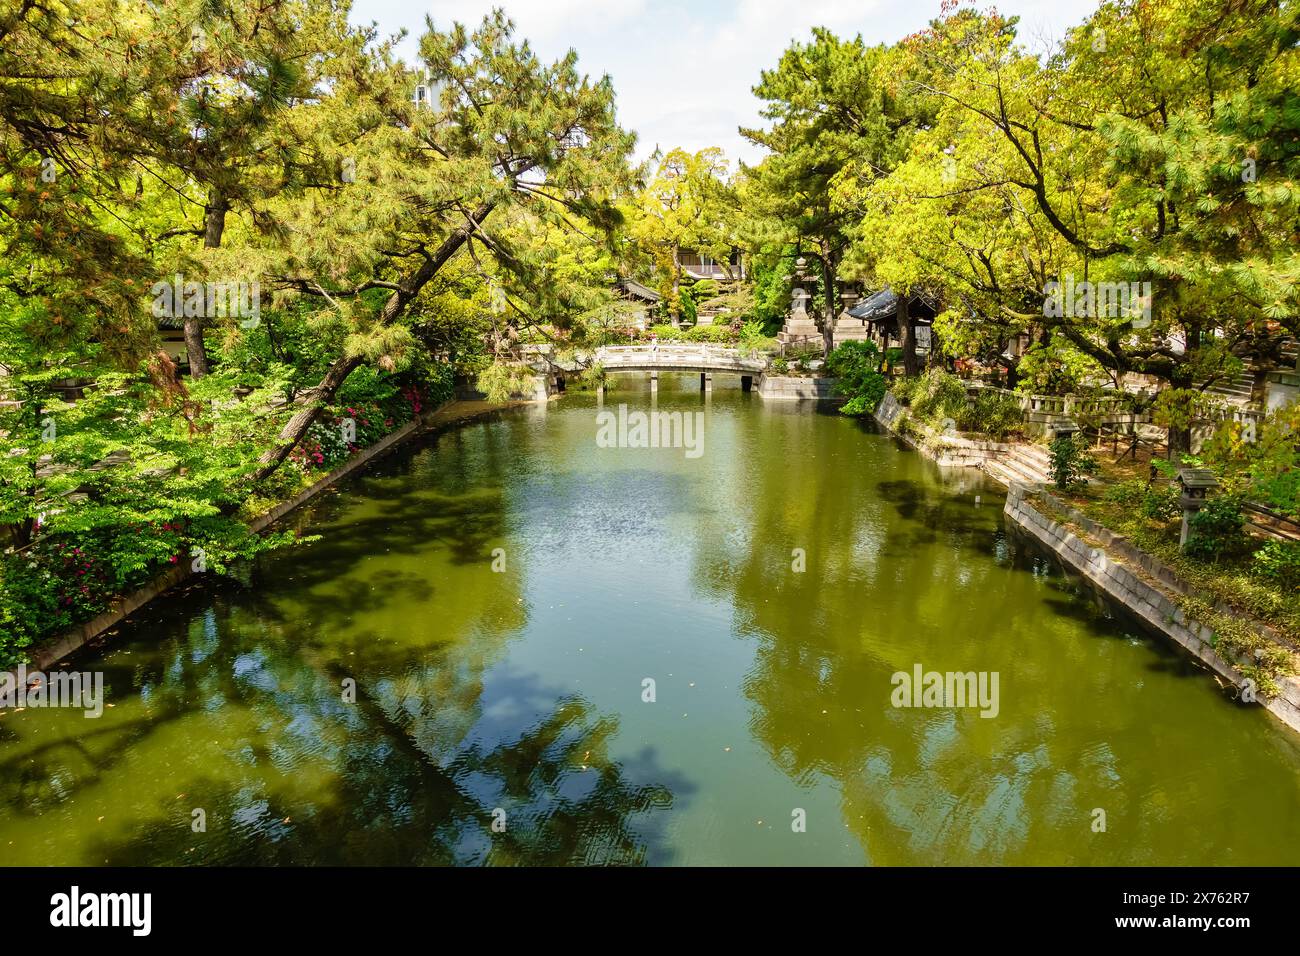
{"left": 1, "top": 374, "right": 1298, "bottom": 865}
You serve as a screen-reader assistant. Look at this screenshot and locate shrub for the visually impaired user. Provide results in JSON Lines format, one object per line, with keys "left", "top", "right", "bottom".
{"left": 648, "top": 323, "right": 686, "bottom": 341}
{"left": 737, "top": 321, "right": 777, "bottom": 357}
{"left": 1253, "top": 539, "right": 1300, "bottom": 592}
{"left": 1253, "top": 470, "right": 1300, "bottom": 519}
{"left": 1049, "top": 433, "right": 1096, "bottom": 490}
{"left": 1184, "top": 494, "right": 1249, "bottom": 561}
{"left": 688, "top": 278, "right": 719, "bottom": 301}
{"left": 1103, "top": 479, "right": 1145, "bottom": 509}
{"left": 959, "top": 390, "right": 1022, "bottom": 439}
{"left": 684, "top": 323, "right": 734, "bottom": 343}
{"left": 1141, "top": 483, "right": 1181, "bottom": 521}
{"left": 891, "top": 376, "right": 919, "bottom": 404}
{"left": 1103, "top": 479, "right": 1181, "bottom": 522}
{"left": 826, "top": 341, "right": 886, "bottom": 416}
{"left": 909, "top": 368, "right": 968, "bottom": 429}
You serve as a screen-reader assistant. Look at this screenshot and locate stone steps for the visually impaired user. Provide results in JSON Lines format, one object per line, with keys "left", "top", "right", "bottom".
{"left": 984, "top": 459, "right": 1033, "bottom": 487}
{"left": 984, "top": 442, "right": 1052, "bottom": 487}
{"left": 1008, "top": 443, "right": 1051, "bottom": 472}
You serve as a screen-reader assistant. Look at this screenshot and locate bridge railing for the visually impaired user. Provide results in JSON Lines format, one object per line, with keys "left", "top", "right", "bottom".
{"left": 595, "top": 344, "right": 767, "bottom": 366}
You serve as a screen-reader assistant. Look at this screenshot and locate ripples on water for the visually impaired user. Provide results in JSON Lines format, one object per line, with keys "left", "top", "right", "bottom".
{"left": 2, "top": 375, "right": 1299, "bottom": 865}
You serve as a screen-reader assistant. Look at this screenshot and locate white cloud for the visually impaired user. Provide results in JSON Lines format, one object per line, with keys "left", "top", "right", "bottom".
{"left": 353, "top": 0, "right": 1103, "bottom": 167}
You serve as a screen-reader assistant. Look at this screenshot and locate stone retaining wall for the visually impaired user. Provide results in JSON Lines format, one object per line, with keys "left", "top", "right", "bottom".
{"left": 1004, "top": 485, "right": 1300, "bottom": 734}
{"left": 756, "top": 375, "right": 839, "bottom": 400}
{"left": 873, "top": 392, "right": 1011, "bottom": 468}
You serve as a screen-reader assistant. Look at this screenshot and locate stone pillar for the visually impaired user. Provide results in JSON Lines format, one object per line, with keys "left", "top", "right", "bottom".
{"left": 741, "top": 375, "right": 753, "bottom": 392}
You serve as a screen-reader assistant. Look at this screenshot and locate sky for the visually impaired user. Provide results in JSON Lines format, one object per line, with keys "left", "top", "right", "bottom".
{"left": 350, "top": 0, "right": 1102, "bottom": 170}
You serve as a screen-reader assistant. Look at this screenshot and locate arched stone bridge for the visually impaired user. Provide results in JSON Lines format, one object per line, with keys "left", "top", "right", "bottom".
{"left": 593, "top": 344, "right": 768, "bottom": 374}
{"left": 593, "top": 344, "right": 767, "bottom": 394}
{"left": 521, "top": 343, "right": 778, "bottom": 397}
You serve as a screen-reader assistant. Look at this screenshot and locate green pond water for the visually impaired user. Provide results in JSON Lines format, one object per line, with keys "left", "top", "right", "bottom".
{"left": 3, "top": 374, "right": 1299, "bottom": 865}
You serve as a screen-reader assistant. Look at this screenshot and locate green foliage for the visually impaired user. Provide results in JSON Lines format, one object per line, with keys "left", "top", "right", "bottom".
{"left": 749, "top": 256, "right": 793, "bottom": 335}
{"left": 648, "top": 323, "right": 686, "bottom": 342}
{"left": 1049, "top": 434, "right": 1096, "bottom": 490}
{"left": 1199, "top": 403, "right": 1300, "bottom": 521}
{"left": 826, "top": 341, "right": 886, "bottom": 416}
{"left": 890, "top": 375, "right": 918, "bottom": 404}
{"left": 1184, "top": 495, "right": 1249, "bottom": 562}
{"left": 1014, "top": 342, "right": 1099, "bottom": 396}
{"left": 1253, "top": 540, "right": 1300, "bottom": 593}
{"left": 1152, "top": 389, "right": 1213, "bottom": 434}
{"left": 1078, "top": 482, "right": 1300, "bottom": 639}
{"left": 1104, "top": 479, "right": 1181, "bottom": 522}
{"left": 907, "top": 368, "right": 967, "bottom": 429}
{"left": 576, "top": 362, "right": 606, "bottom": 391}
{"left": 1178, "top": 595, "right": 1293, "bottom": 697}
{"left": 962, "top": 390, "right": 1023, "bottom": 439}
{"left": 689, "top": 279, "right": 720, "bottom": 301}
{"left": 684, "top": 324, "right": 734, "bottom": 343}
{"left": 737, "top": 321, "right": 777, "bottom": 356}
{"left": 476, "top": 364, "right": 538, "bottom": 404}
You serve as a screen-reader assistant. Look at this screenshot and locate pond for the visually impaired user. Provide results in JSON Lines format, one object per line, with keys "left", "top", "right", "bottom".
{"left": 3, "top": 373, "right": 1299, "bottom": 865}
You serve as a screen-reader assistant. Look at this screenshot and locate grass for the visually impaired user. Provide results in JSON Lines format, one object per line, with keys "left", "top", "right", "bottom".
{"left": 1045, "top": 442, "right": 1300, "bottom": 691}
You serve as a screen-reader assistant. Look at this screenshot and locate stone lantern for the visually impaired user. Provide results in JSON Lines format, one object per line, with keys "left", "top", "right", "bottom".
{"left": 833, "top": 288, "right": 868, "bottom": 342}
{"left": 1050, "top": 420, "right": 1079, "bottom": 442}
{"left": 1176, "top": 467, "right": 1218, "bottom": 549}
{"left": 778, "top": 257, "right": 821, "bottom": 347}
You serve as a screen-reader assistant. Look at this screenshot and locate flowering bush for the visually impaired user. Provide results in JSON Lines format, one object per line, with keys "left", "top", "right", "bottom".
{"left": 289, "top": 386, "right": 428, "bottom": 473}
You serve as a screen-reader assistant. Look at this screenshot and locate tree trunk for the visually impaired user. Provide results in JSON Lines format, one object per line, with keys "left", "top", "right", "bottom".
{"left": 820, "top": 238, "right": 836, "bottom": 355}
{"left": 671, "top": 243, "right": 681, "bottom": 327}
{"left": 185, "top": 192, "right": 229, "bottom": 379}
{"left": 253, "top": 353, "right": 363, "bottom": 480}
{"left": 1167, "top": 425, "right": 1192, "bottom": 459}
{"left": 253, "top": 200, "right": 497, "bottom": 480}
{"left": 895, "top": 293, "right": 919, "bottom": 376}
